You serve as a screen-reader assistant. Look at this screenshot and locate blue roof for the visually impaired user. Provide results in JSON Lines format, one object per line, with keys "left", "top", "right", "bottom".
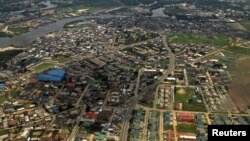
{"left": 37, "top": 68, "right": 66, "bottom": 82}
{"left": 74, "top": 137, "right": 81, "bottom": 141}
{"left": 47, "top": 68, "right": 66, "bottom": 77}
{"left": 0, "top": 83, "right": 5, "bottom": 89}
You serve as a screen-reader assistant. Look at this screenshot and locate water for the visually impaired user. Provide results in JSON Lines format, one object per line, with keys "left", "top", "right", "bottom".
{"left": 0, "top": 14, "right": 117, "bottom": 47}
{"left": 151, "top": 8, "right": 167, "bottom": 17}
{"left": 41, "top": 1, "right": 57, "bottom": 9}
{"left": 0, "top": 6, "right": 165, "bottom": 48}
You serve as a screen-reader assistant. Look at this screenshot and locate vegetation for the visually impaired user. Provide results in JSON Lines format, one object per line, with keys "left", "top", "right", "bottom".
{"left": 164, "top": 125, "right": 173, "bottom": 130}
{"left": 8, "top": 27, "right": 30, "bottom": 35}
{"left": 139, "top": 103, "right": 153, "bottom": 108}
{"left": 57, "top": 0, "right": 120, "bottom": 9}
{"left": 10, "top": 89, "right": 20, "bottom": 98}
{"left": 177, "top": 124, "right": 196, "bottom": 133}
{"left": 159, "top": 58, "right": 169, "bottom": 68}
{"left": 240, "top": 21, "right": 250, "bottom": 31}
{"left": 163, "top": 6, "right": 188, "bottom": 15}
{"left": 221, "top": 50, "right": 243, "bottom": 58}
{"left": 0, "top": 95, "right": 7, "bottom": 104}
{"left": 158, "top": 0, "right": 244, "bottom": 11}
{"left": 52, "top": 56, "right": 70, "bottom": 63}
{"left": 0, "top": 49, "right": 23, "bottom": 68}
{"left": 175, "top": 87, "right": 195, "bottom": 102}
{"left": 138, "top": 0, "right": 156, "bottom": 4}
{"left": 33, "top": 62, "right": 56, "bottom": 71}
{"left": 0, "top": 31, "right": 13, "bottom": 37}
{"left": 169, "top": 34, "right": 230, "bottom": 47}
{"left": 175, "top": 87, "right": 207, "bottom": 112}
{"left": 226, "top": 46, "right": 250, "bottom": 56}
{"left": 0, "top": 129, "right": 9, "bottom": 136}
{"left": 120, "top": 0, "right": 139, "bottom": 6}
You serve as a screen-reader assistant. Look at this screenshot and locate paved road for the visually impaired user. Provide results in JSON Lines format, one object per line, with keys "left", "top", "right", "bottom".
{"left": 120, "top": 34, "right": 175, "bottom": 141}
{"left": 67, "top": 107, "right": 85, "bottom": 141}
{"left": 75, "top": 84, "right": 89, "bottom": 106}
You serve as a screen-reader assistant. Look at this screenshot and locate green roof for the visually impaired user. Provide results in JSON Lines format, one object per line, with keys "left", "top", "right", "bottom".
{"left": 98, "top": 133, "right": 105, "bottom": 140}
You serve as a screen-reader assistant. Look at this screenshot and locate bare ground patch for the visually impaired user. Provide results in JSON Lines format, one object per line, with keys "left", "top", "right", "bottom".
{"left": 228, "top": 57, "right": 250, "bottom": 111}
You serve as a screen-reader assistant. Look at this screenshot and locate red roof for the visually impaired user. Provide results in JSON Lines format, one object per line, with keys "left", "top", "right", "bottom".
{"left": 86, "top": 113, "right": 98, "bottom": 118}
{"left": 177, "top": 113, "right": 195, "bottom": 122}
{"left": 30, "top": 78, "right": 38, "bottom": 84}
{"left": 67, "top": 82, "right": 76, "bottom": 87}
{"left": 167, "top": 130, "right": 172, "bottom": 141}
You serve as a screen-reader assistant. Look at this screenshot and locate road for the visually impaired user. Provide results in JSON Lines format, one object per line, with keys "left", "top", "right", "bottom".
{"left": 191, "top": 48, "right": 224, "bottom": 65}
{"left": 67, "top": 107, "right": 85, "bottom": 141}
{"left": 142, "top": 110, "right": 149, "bottom": 141}
{"left": 75, "top": 84, "right": 89, "bottom": 106}
{"left": 159, "top": 111, "right": 164, "bottom": 141}
{"left": 119, "top": 34, "right": 175, "bottom": 141}
{"left": 67, "top": 85, "right": 89, "bottom": 141}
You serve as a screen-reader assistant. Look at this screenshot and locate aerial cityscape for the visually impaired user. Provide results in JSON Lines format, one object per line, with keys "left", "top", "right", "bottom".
{"left": 0, "top": 0, "right": 250, "bottom": 141}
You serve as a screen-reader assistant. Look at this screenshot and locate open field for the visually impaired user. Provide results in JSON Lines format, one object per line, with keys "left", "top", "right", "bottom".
{"left": 0, "top": 95, "right": 7, "bottom": 104}
{"left": 240, "top": 20, "right": 250, "bottom": 31}
{"left": 168, "top": 34, "right": 230, "bottom": 47}
{"left": 177, "top": 123, "right": 196, "bottom": 133}
{"left": 175, "top": 87, "right": 207, "bottom": 112}
{"left": 226, "top": 46, "right": 250, "bottom": 56}
{"left": 52, "top": 56, "right": 71, "bottom": 63}
{"left": 32, "top": 62, "right": 56, "bottom": 71}
{"left": 228, "top": 58, "right": 250, "bottom": 111}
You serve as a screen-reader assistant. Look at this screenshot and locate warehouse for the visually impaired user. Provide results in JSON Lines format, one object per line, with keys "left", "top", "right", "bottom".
{"left": 37, "top": 68, "right": 66, "bottom": 82}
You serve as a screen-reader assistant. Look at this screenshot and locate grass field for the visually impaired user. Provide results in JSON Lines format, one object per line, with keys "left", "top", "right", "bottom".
{"left": 175, "top": 87, "right": 207, "bottom": 112}
{"left": 226, "top": 46, "right": 250, "bottom": 56}
{"left": 169, "top": 34, "right": 230, "bottom": 47}
{"left": 240, "top": 21, "right": 250, "bottom": 31}
{"left": 177, "top": 124, "right": 196, "bottom": 133}
{"left": 33, "top": 62, "right": 56, "bottom": 71}
{"left": 0, "top": 95, "right": 7, "bottom": 104}
{"left": 52, "top": 56, "right": 71, "bottom": 63}
{"left": 175, "top": 87, "right": 194, "bottom": 102}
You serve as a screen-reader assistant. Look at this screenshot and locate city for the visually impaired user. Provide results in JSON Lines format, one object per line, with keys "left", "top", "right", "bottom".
{"left": 0, "top": 0, "right": 250, "bottom": 141}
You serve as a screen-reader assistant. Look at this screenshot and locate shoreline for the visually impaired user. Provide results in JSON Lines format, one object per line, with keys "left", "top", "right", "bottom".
{"left": 0, "top": 46, "right": 25, "bottom": 52}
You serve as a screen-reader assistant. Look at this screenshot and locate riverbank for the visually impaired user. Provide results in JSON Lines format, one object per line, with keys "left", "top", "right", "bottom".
{"left": 0, "top": 14, "right": 121, "bottom": 48}
{"left": 0, "top": 46, "right": 25, "bottom": 52}
{"left": 0, "top": 47, "right": 24, "bottom": 68}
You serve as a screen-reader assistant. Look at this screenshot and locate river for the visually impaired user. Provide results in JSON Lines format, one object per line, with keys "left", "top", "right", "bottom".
{"left": 0, "top": 14, "right": 117, "bottom": 47}
{"left": 151, "top": 8, "right": 167, "bottom": 17}
{"left": 0, "top": 7, "right": 166, "bottom": 48}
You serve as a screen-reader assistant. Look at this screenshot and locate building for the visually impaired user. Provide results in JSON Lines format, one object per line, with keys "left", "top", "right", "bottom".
{"left": 177, "top": 113, "right": 195, "bottom": 122}
{"left": 0, "top": 83, "right": 6, "bottom": 90}
{"left": 37, "top": 68, "right": 66, "bottom": 82}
